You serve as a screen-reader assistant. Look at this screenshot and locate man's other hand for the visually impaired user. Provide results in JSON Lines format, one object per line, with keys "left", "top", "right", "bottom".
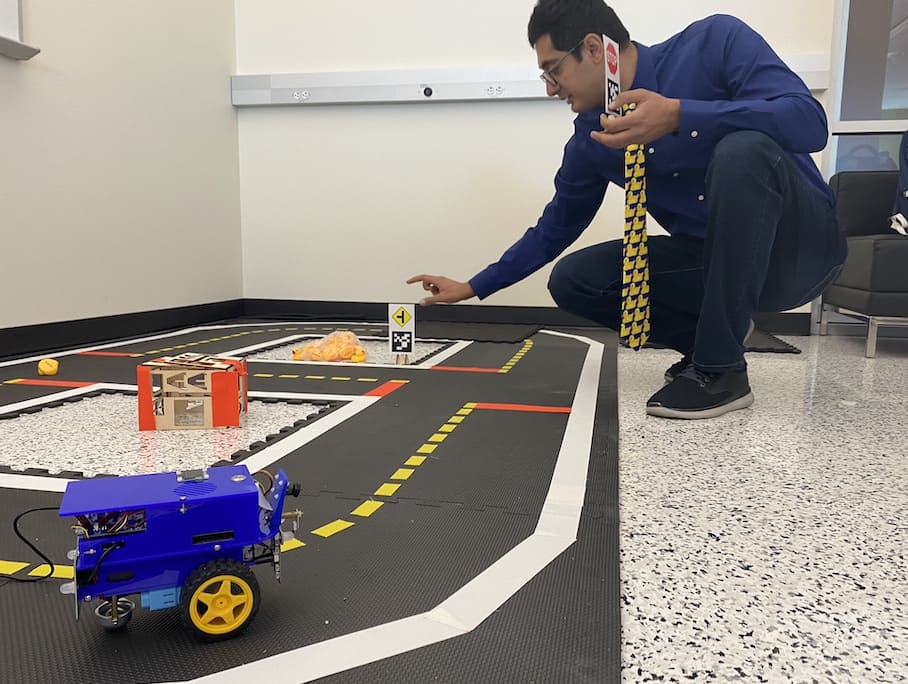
{"left": 406, "top": 275, "right": 475, "bottom": 305}
{"left": 592, "top": 89, "right": 681, "bottom": 148}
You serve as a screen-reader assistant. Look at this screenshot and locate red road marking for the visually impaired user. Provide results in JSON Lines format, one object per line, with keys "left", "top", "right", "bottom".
{"left": 78, "top": 351, "right": 136, "bottom": 357}
{"left": 473, "top": 402, "right": 571, "bottom": 414}
{"left": 432, "top": 366, "right": 501, "bottom": 374}
{"left": 8, "top": 379, "right": 96, "bottom": 388}
{"left": 364, "top": 380, "right": 408, "bottom": 397}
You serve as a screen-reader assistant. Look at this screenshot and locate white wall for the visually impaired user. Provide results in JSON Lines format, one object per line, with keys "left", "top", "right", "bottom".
{"left": 0, "top": 0, "right": 242, "bottom": 330}
{"left": 236, "top": 0, "right": 837, "bottom": 308}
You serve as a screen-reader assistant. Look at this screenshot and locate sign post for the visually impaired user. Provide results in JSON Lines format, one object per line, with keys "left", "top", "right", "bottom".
{"left": 388, "top": 303, "right": 415, "bottom": 364}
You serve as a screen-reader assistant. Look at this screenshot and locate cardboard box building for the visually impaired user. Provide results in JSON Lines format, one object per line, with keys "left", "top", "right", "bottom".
{"left": 137, "top": 353, "right": 248, "bottom": 430}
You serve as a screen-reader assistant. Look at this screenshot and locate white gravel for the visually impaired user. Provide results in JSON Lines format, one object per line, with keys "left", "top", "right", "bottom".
{"left": 0, "top": 394, "right": 323, "bottom": 477}
{"left": 247, "top": 338, "right": 449, "bottom": 365}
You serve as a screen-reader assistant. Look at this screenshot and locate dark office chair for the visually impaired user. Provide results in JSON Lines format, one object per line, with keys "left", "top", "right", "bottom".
{"left": 820, "top": 170, "right": 908, "bottom": 357}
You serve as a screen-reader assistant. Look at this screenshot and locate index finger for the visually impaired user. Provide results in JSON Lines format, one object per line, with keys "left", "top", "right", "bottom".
{"left": 406, "top": 274, "right": 431, "bottom": 284}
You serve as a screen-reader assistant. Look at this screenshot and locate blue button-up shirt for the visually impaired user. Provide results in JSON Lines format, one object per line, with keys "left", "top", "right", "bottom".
{"left": 470, "top": 14, "right": 833, "bottom": 299}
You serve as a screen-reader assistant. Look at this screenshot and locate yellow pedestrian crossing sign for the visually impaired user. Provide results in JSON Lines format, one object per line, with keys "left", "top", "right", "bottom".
{"left": 392, "top": 306, "right": 412, "bottom": 328}
{"left": 388, "top": 303, "right": 415, "bottom": 355}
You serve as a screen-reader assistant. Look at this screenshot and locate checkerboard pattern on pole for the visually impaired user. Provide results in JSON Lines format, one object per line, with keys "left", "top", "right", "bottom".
{"left": 620, "top": 103, "right": 651, "bottom": 350}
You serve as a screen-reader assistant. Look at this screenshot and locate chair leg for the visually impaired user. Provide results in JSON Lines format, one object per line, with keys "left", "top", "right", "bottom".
{"left": 866, "top": 317, "right": 879, "bottom": 358}
{"left": 819, "top": 303, "right": 830, "bottom": 335}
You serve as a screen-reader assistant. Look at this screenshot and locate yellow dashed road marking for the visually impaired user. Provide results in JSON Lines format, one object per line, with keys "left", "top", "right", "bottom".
{"left": 0, "top": 561, "right": 29, "bottom": 575}
{"left": 29, "top": 564, "right": 74, "bottom": 579}
{"left": 305, "top": 375, "right": 326, "bottom": 380}
{"left": 279, "top": 374, "right": 299, "bottom": 379}
{"left": 281, "top": 538, "right": 306, "bottom": 552}
{"left": 416, "top": 444, "right": 438, "bottom": 454}
{"left": 374, "top": 483, "right": 401, "bottom": 497}
{"left": 499, "top": 339, "right": 534, "bottom": 373}
{"left": 405, "top": 456, "right": 427, "bottom": 466}
{"left": 428, "top": 433, "right": 448, "bottom": 443}
{"left": 312, "top": 520, "right": 355, "bottom": 538}
{"left": 357, "top": 378, "right": 379, "bottom": 383}
{"left": 330, "top": 377, "right": 351, "bottom": 381}
{"left": 351, "top": 501, "right": 384, "bottom": 517}
{"left": 390, "top": 468, "right": 415, "bottom": 481}
{"left": 438, "top": 424, "right": 457, "bottom": 433}
{"left": 254, "top": 373, "right": 274, "bottom": 378}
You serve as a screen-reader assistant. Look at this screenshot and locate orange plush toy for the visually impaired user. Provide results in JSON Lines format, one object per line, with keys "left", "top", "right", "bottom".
{"left": 292, "top": 330, "right": 367, "bottom": 363}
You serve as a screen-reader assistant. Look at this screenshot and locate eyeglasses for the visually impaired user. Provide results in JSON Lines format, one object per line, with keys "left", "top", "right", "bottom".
{"left": 539, "top": 39, "right": 585, "bottom": 87}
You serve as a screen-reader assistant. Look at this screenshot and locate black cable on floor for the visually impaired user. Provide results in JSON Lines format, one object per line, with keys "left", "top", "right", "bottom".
{"left": 2, "top": 506, "right": 60, "bottom": 584}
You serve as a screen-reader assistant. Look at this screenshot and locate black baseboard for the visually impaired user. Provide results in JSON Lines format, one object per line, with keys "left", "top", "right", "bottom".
{"left": 0, "top": 300, "right": 811, "bottom": 361}
{"left": 0, "top": 300, "right": 243, "bottom": 361}
{"left": 753, "top": 312, "right": 811, "bottom": 335}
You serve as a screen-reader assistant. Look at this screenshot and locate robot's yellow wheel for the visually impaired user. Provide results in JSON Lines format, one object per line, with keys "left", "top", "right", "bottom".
{"left": 180, "top": 559, "right": 260, "bottom": 640}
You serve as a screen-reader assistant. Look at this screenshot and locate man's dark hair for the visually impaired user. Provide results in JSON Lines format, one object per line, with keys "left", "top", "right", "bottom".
{"left": 528, "top": 0, "right": 630, "bottom": 52}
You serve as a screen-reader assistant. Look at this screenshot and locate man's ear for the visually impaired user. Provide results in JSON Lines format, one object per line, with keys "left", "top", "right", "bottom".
{"left": 584, "top": 33, "right": 605, "bottom": 64}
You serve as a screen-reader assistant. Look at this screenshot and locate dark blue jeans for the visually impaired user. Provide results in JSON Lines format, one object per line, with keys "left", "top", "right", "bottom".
{"left": 548, "top": 131, "right": 847, "bottom": 372}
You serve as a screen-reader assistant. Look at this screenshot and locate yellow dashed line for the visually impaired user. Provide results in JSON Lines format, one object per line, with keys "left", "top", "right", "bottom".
{"left": 374, "top": 483, "right": 401, "bottom": 497}
{"left": 330, "top": 377, "right": 351, "bottom": 381}
{"left": 279, "top": 374, "right": 299, "bottom": 379}
{"left": 0, "top": 561, "right": 29, "bottom": 575}
{"left": 499, "top": 339, "right": 534, "bottom": 374}
{"left": 357, "top": 378, "right": 379, "bottom": 383}
{"left": 254, "top": 373, "right": 274, "bottom": 378}
{"left": 305, "top": 375, "right": 326, "bottom": 380}
{"left": 280, "top": 538, "right": 306, "bottom": 552}
{"left": 29, "top": 564, "right": 74, "bottom": 579}
{"left": 351, "top": 501, "right": 384, "bottom": 517}
{"left": 312, "top": 520, "right": 355, "bottom": 538}
{"left": 282, "top": 401, "right": 478, "bottom": 550}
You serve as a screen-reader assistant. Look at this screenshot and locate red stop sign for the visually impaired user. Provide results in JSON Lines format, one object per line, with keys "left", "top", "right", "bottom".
{"left": 606, "top": 42, "right": 618, "bottom": 75}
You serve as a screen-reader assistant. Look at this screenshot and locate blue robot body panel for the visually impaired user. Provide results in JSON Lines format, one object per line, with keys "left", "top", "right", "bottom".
{"left": 59, "top": 464, "right": 302, "bottom": 633}
{"left": 59, "top": 465, "right": 259, "bottom": 517}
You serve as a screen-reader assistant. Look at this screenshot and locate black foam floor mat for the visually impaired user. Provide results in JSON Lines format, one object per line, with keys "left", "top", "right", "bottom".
{"left": 745, "top": 328, "right": 801, "bottom": 354}
{"left": 416, "top": 321, "right": 540, "bottom": 343}
{"left": 0, "top": 326, "right": 620, "bottom": 684}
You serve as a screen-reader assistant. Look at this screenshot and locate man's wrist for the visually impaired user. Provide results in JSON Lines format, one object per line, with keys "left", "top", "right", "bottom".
{"left": 669, "top": 98, "right": 681, "bottom": 132}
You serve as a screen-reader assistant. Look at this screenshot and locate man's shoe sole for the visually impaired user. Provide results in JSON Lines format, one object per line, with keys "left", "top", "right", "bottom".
{"left": 646, "top": 392, "right": 754, "bottom": 419}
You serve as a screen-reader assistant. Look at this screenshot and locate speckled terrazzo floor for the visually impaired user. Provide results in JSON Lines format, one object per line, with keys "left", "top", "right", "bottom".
{"left": 618, "top": 333, "right": 908, "bottom": 682}
{"left": 0, "top": 395, "right": 323, "bottom": 477}
{"left": 247, "top": 338, "right": 448, "bottom": 365}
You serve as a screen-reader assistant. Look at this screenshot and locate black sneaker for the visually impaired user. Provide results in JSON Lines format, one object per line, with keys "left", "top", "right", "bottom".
{"left": 663, "top": 320, "right": 756, "bottom": 384}
{"left": 646, "top": 365, "right": 753, "bottom": 419}
{"left": 663, "top": 357, "right": 692, "bottom": 383}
